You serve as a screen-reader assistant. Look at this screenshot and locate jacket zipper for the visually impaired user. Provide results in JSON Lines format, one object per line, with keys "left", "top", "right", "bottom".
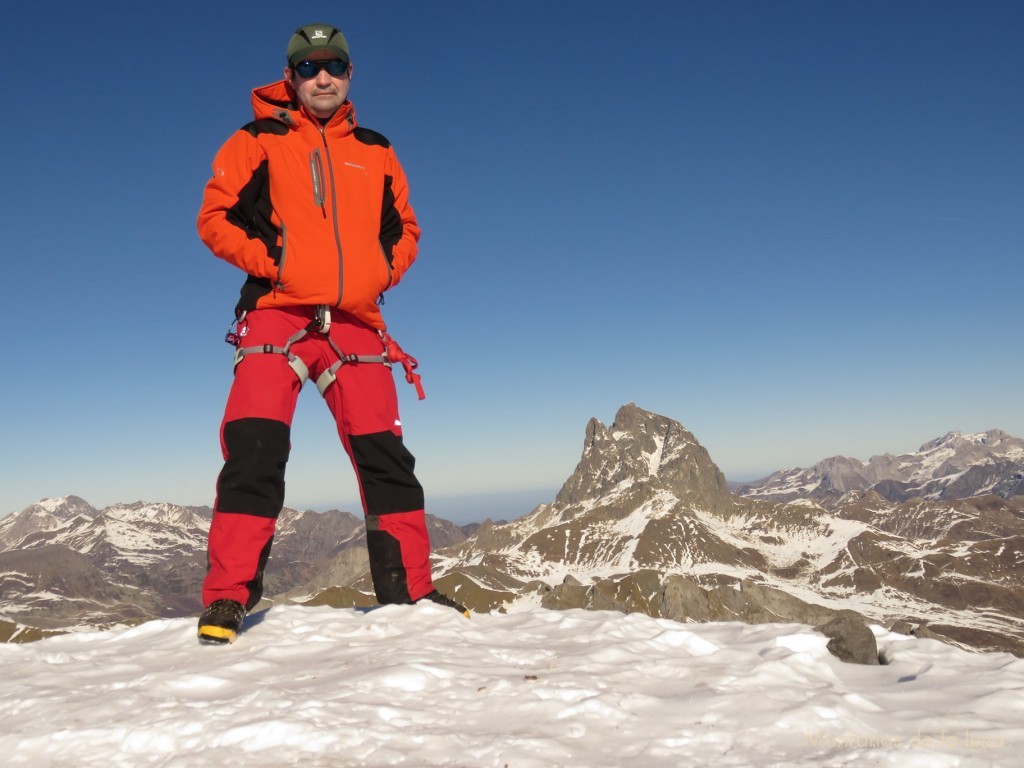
{"left": 317, "top": 126, "right": 346, "bottom": 306}
{"left": 309, "top": 150, "right": 326, "bottom": 214}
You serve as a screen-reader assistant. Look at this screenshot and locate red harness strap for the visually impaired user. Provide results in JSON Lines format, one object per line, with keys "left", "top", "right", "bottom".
{"left": 380, "top": 331, "right": 426, "bottom": 400}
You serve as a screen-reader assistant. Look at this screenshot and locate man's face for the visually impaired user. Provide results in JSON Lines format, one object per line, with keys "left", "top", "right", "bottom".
{"left": 286, "top": 50, "right": 352, "bottom": 120}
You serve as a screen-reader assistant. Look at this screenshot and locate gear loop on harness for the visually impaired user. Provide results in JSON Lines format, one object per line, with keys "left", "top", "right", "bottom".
{"left": 224, "top": 311, "right": 248, "bottom": 347}
{"left": 379, "top": 331, "right": 425, "bottom": 400}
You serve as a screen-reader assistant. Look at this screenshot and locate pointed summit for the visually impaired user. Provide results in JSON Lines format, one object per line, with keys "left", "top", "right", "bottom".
{"left": 555, "top": 404, "right": 730, "bottom": 512}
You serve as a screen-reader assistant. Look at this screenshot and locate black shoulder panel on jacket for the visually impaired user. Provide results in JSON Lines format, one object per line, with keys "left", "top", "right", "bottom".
{"left": 353, "top": 127, "right": 391, "bottom": 148}
{"left": 241, "top": 119, "right": 290, "bottom": 137}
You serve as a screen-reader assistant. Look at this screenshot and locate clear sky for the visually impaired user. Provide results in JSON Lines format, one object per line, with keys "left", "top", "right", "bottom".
{"left": 2, "top": 2, "right": 1021, "bottom": 523}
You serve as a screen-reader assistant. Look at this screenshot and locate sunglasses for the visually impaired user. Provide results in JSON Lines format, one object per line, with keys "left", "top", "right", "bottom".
{"left": 292, "top": 59, "right": 350, "bottom": 78}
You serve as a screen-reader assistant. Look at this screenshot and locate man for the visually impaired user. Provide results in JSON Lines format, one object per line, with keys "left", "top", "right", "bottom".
{"left": 196, "top": 23, "right": 465, "bottom": 644}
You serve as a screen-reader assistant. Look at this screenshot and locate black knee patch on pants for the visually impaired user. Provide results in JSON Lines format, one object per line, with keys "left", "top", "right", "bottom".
{"left": 366, "top": 520, "right": 412, "bottom": 604}
{"left": 349, "top": 431, "right": 424, "bottom": 515}
{"left": 218, "top": 417, "right": 290, "bottom": 518}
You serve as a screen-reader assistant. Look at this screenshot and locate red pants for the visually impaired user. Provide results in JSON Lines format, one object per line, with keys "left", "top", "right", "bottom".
{"left": 202, "top": 306, "right": 434, "bottom": 610}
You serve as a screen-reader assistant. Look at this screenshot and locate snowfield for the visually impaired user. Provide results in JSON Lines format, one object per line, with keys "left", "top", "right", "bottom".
{"left": 1, "top": 604, "right": 1021, "bottom": 767}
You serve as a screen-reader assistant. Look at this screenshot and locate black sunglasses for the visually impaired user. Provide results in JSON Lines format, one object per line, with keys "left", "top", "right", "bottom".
{"left": 293, "top": 59, "right": 350, "bottom": 78}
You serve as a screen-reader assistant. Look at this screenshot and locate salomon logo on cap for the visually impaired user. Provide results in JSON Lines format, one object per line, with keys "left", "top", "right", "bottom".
{"left": 287, "top": 23, "right": 350, "bottom": 66}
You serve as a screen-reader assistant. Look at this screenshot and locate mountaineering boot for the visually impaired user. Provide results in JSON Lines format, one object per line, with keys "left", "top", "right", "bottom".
{"left": 417, "top": 589, "right": 470, "bottom": 618}
{"left": 197, "top": 599, "right": 247, "bottom": 644}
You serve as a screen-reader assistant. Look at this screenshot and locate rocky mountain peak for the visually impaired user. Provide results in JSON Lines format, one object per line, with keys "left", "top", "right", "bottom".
{"left": 554, "top": 403, "right": 730, "bottom": 511}
{"left": 31, "top": 496, "right": 97, "bottom": 520}
{"left": 918, "top": 429, "right": 1010, "bottom": 453}
{"left": 920, "top": 430, "right": 965, "bottom": 451}
{"left": 0, "top": 496, "right": 99, "bottom": 550}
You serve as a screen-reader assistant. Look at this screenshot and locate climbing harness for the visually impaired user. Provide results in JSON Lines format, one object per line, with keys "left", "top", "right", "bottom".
{"left": 224, "top": 307, "right": 425, "bottom": 399}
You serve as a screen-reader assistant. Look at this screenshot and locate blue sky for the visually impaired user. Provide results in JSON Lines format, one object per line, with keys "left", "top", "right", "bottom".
{"left": 2, "top": 2, "right": 1021, "bottom": 523}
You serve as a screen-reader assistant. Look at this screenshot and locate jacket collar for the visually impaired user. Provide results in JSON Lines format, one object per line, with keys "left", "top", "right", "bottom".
{"left": 251, "top": 80, "right": 357, "bottom": 137}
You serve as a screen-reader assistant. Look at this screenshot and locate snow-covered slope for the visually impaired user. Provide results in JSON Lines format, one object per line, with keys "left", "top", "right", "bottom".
{"left": 1, "top": 604, "right": 1021, "bottom": 767}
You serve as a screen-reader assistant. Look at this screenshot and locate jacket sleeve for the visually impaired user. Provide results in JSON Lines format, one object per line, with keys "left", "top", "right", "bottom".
{"left": 197, "top": 130, "right": 282, "bottom": 280}
{"left": 379, "top": 146, "right": 421, "bottom": 288}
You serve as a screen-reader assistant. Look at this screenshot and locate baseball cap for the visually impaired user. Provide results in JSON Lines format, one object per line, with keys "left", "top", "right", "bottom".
{"left": 286, "top": 23, "right": 350, "bottom": 66}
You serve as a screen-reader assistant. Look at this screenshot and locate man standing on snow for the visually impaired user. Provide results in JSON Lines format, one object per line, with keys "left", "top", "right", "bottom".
{"left": 196, "top": 23, "right": 466, "bottom": 644}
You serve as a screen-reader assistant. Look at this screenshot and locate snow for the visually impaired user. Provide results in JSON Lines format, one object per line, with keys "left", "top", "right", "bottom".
{"left": 646, "top": 434, "right": 665, "bottom": 476}
{"left": 36, "top": 497, "right": 69, "bottom": 514}
{"left": 1, "top": 605, "right": 1022, "bottom": 767}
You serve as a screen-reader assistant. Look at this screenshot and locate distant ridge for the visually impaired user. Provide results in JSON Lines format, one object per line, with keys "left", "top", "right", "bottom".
{"left": 734, "top": 428, "right": 1024, "bottom": 504}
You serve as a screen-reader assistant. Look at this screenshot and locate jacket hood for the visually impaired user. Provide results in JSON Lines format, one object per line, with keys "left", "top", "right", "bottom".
{"left": 251, "top": 80, "right": 356, "bottom": 136}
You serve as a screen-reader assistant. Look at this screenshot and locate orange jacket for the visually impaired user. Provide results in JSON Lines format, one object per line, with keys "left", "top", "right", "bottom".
{"left": 198, "top": 81, "right": 420, "bottom": 330}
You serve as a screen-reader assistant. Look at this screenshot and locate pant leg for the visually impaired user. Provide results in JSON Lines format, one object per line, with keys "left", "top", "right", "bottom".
{"left": 320, "top": 316, "right": 435, "bottom": 603}
{"left": 202, "top": 309, "right": 304, "bottom": 610}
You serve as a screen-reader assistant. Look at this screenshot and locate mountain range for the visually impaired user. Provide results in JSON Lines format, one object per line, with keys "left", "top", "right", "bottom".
{"left": 2, "top": 404, "right": 1021, "bottom": 658}
{"left": 734, "top": 429, "right": 1024, "bottom": 503}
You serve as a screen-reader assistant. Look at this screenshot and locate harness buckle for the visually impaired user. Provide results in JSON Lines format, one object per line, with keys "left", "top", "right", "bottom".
{"left": 311, "top": 305, "right": 331, "bottom": 334}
